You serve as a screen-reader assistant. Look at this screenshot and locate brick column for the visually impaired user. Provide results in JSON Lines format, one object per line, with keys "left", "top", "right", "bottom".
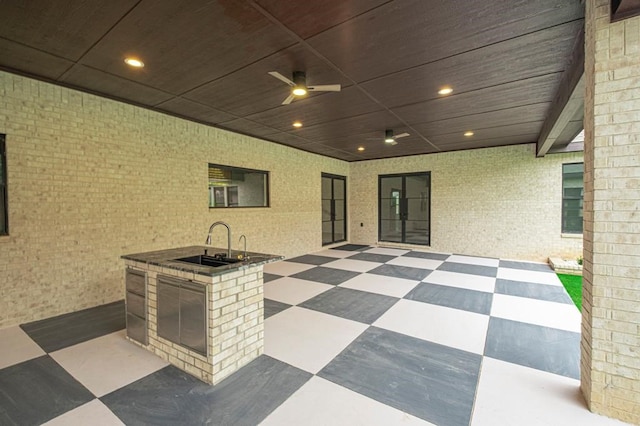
{"left": 582, "top": 1, "right": 640, "bottom": 423}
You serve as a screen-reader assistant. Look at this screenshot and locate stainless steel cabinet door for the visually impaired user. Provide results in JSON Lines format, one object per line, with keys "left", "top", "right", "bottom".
{"left": 179, "top": 283, "right": 206, "bottom": 356}
{"left": 157, "top": 278, "right": 180, "bottom": 344}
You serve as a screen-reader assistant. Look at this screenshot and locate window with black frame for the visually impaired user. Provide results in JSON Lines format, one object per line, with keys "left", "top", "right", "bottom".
{"left": 562, "top": 162, "right": 584, "bottom": 234}
{"left": 0, "top": 134, "right": 7, "bottom": 235}
{"left": 208, "top": 163, "right": 269, "bottom": 208}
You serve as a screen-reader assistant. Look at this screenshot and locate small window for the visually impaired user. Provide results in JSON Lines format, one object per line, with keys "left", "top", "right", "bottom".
{"left": 562, "top": 163, "right": 583, "bottom": 234}
{"left": 208, "top": 164, "right": 269, "bottom": 208}
{"left": 0, "top": 134, "right": 7, "bottom": 235}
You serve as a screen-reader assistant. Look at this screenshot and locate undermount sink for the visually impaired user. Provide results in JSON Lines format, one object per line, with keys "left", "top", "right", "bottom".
{"left": 174, "top": 254, "right": 242, "bottom": 268}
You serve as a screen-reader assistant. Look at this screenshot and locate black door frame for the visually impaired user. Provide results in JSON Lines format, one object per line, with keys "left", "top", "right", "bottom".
{"left": 378, "top": 172, "right": 431, "bottom": 245}
{"left": 322, "top": 173, "right": 347, "bottom": 246}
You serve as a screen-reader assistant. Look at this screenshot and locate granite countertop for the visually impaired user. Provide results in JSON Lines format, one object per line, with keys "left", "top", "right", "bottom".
{"left": 121, "top": 245, "right": 283, "bottom": 277}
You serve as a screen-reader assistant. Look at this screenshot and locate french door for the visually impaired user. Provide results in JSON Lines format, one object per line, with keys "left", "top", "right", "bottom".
{"left": 379, "top": 172, "right": 430, "bottom": 245}
{"left": 322, "top": 173, "right": 346, "bottom": 245}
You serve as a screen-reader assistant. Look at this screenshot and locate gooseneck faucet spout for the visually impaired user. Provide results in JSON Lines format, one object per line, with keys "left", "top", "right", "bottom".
{"left": 205, "top": 221, "right": 231, "bottom": 258}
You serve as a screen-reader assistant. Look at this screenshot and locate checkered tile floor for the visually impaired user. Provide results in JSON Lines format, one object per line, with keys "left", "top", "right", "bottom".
{"left": 0, "top": 246, "right": 629, "bottom": 425}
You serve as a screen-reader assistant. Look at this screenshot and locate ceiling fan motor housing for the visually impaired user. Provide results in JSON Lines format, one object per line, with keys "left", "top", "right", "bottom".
{"left": 292, "top": 71, "right": 306, "bottom": 86}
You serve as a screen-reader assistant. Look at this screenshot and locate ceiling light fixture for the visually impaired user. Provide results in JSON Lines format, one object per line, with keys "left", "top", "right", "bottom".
{"left": 384, "top": 129, "right": 395, "bottom": 143}
{"left": 124, "top": 57, "right": 144, "bottom": 68}
{"left": 292, "top": 86, "right": 307, "bottom": 96}
{"left": 438, "top": 86, "right": 453, "bottom": 95}
{"left": 292, "top": 71, "right": 308, "bottom": 96}
{"left": 358, "top": 146, "right": 365, "bottom": 151}
{"left": 464, "top": 131, "right": 474, "bottom": 137}
{"left": 292, "top": 121, "right": 303, "bottom": 128}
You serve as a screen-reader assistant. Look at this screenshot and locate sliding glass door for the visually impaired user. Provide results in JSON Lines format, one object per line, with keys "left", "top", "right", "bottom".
{"left": 322, "top": 174, "right": 346, "bottom": 245}
{"left": 379, "top": 172, "right": 430, "bottom": 245}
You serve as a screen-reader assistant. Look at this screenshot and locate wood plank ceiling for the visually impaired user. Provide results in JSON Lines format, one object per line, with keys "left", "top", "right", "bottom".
{"left": 0, "top": 0, "right": 585, "bottom": 161}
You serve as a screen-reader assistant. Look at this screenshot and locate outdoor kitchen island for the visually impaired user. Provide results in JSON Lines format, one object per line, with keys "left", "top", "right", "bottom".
{"left": 121, "top": 246, "right": 283, "bottom": 385}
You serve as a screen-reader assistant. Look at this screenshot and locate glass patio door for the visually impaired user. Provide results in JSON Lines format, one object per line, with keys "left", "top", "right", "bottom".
{"left": 379, "top": 172, "right": 430, "bottom": 245}
{"left": 322, "top": 174, "right": 346, "bottom": 245}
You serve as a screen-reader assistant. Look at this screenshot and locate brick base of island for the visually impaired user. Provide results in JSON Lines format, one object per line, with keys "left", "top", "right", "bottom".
{"left": 121, "top": 246, "right": 283, "bottom": 385}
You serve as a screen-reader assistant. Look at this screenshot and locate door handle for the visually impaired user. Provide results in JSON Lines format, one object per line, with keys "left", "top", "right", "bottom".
{"left": 331, "top": 199, "right": 336, "bottom": 221}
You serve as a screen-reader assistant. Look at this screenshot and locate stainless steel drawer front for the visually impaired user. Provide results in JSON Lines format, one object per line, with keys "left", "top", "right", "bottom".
{"left": 126, "top": 269, "right": 146, "bottom": 295}
{"left": 126, "top": 292, "right": 146, "bottom": 319}
{"left": 126, "top": 312, "right": 147, "bottom": 345}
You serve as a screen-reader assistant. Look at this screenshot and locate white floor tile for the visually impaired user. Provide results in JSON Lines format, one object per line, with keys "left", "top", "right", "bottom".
{"left": 264, "top": 307, "right": 367, "bottom": 374}
{"left": 472, "top": 358, "right": 628, "bottom": 426}
{"left": 422, "top": 270, "right": 496, "bottom": 293}
{"left": 386, "top": 256, "right": 443, "bottom": 270}
{"left": 366, "top": 247, "right": 411, "bottom": 256}
{"left": 260, "top": 376, "right": 434, "bottom": 426}
{"left": 323, "top": 258, "right": 381, "bottom": 273}
{"left": 49, "top": 330, "right": 168, "bottom": 397}
{"left": 490, "top": 294, "right": 581, "bottom": 332}
{"left": 339, "top": 273, "right": 420, "bottom": 298}
{"left": 264, "top": 277, "right": 334, "bottom": 305}
{"left": 0, "top": 326, "right": 46, "bottom": 369}
{"left": 263, "top": 261, "right": 315, "bottom": 276}
{"left": 374, "top": 299, "right": 489, "bottom": 354}
{"left": 43, "top": 399, "right": 125, "bottom": 426}
{"left": 313, "top": 249, "right": 356, "bottom": 259}
{"left": 497, "top": 268, "right": 562, "bottom": 286}
{"left": 447, "top": 255, "right": 499, "bottom": 267}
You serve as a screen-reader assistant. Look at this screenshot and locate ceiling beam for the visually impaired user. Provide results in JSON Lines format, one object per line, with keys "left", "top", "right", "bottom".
{"left": 536, "top": 25, "right": 585, "bottom": 157}
{"left": 611, "top": 0, "right": 640, "bottom": 22}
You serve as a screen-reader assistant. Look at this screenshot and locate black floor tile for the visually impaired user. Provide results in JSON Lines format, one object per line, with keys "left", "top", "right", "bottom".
{"left": 485, "top": 317, "right": 580, "bottom": 379}
{"left": 405, "top": 283, "right": 493, "bottom": 315}
{"left": 299, "top": 287, "right": 398, "bottom": 324}
{"left": 499, "top": 260, "right": 553, "bottom": 272}
{"left": 0, "top": 356, "right": 94, "bottom": 426}
{"left": 291, "top": 266, "right": 360, "bottom": 285}
{"left": 495, "top": 279, "right": 573, "bottom": 304}
{"left": 287, "top": 254, "right": 337, "bottom": 265}
{"left": 319, "top": 327, "right": 481, "bottom": 426}
{"left": 437, "top": 262, "right": 497, "bottom": 277}
{"left": 332, "top": 244, "right": 370, "bottom": 251}
{"left": 264, "top": 298, "right": 292, "bottom": 319}
{"left": 101, "top": 356, "right": 311, "bottom": 426}
{"left": 403, "top": 251, "right": 450, "bottom": 261}
{"left": 20, "top": 301, "right": 125, "bottom": 353}
{"left": 263, "top": 273, "right": 282, "bottom": 283}
{"left": 368, "top": 264, "right": 432, "bottom": 281}
{"left": 347, "top": 252, "right": 396, "bottom": 263}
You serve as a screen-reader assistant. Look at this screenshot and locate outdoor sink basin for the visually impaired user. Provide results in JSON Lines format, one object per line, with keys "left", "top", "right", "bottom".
{"left": 174, "top": 254, "right": 242, "bottom": 268}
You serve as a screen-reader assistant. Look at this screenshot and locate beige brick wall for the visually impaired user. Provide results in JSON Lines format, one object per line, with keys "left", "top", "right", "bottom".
{"left": 0, "top": 70, "right": 587, "bottom": 330}
{"left": 350, "top": 144, "right": 584, "bottom": 262}
{"left": 0, "top": 71, "right": 348, "bottom": 328}
{"left": 582, "top": 1, "right": 640, "bottom": 423}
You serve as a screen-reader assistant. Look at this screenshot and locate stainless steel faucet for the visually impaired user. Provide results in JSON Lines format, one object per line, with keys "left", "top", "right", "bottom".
{"left": 205, "top": 221, "right": 231, "bottom": 258}
{"left": 239, "top": 234, "right": 247, "bottom": 259}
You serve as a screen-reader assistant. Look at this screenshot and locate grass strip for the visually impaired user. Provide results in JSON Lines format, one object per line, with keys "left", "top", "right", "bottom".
{"left": 557, "top": 273, "right": 582, "bottom": 311}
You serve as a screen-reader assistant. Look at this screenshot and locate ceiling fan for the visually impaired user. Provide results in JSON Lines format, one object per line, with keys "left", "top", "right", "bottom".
{"left": 383, "top": 129, "right": 410, "bottom": 145}
{"left": 268, "top": 71, "right": 341, "bottom": 105}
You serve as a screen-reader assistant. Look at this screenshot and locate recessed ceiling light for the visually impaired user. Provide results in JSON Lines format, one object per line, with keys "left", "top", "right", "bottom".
{"left": 124, "top": 57, "right": 144, "bottom": 68}
{"left": 292, "top": 121, "right": 303, "bottom": 128}
{"left": 464, "top": 131, "right": 474, "bottom": 137}
{"left": 438, "top": 86, "right": 453, "bottom": 95}
{"left": 357, "top": 146, "right": 365, "bottom": 151}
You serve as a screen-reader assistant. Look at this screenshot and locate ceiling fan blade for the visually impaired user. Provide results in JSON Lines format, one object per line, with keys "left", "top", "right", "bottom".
{"left": 395, "top": 133, "right": 410, "bottom": 139}
{"left": 281, "top": 93, "right": 296, "bottom": 105}
{"left": 387, "top": 140, "right": 398, "bottom": 146}
{"left": 307, "top": 84, "right": 341, "bottom": 92}
{"left": 268, "top": 71, "right": 294, "bottom": 86}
